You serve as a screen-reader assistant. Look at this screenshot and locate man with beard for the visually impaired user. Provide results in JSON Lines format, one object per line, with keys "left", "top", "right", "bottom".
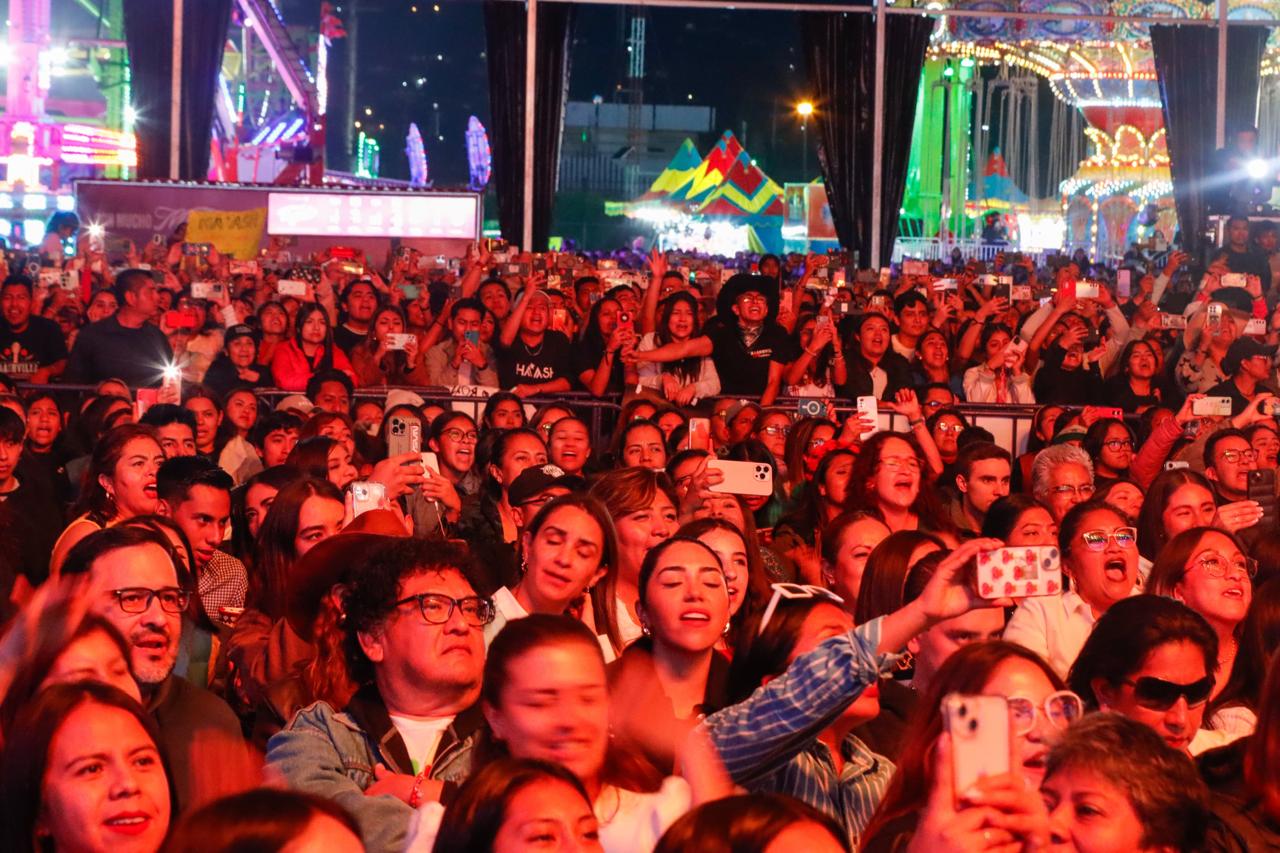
{"left": 61, "top": 525, "right": 255, "bottom": 813}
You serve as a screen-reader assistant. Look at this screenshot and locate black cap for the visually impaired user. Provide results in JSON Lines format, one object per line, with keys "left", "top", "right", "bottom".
{"left": 224, "top": 324, "right": 259, "bottom": 346}
{"left": 508, "top": 464, "right": 587, "bottom": 506}
{"left": 1223, "top": 337, "right": 1277, "bottom": 375}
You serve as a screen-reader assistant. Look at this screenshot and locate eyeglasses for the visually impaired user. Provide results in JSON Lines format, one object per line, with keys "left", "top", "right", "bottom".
{"left": 441, "top": 428, "right": 479, "bottom": 443}
{"left": 1123, "top": 675, "right": 1214, "bottom": 711}
{"left": 1219, "top": 449, "right": 1258, "bottom": 464}
{"left": 1050, "top": 483, "right": 1096, "bottom": 499}
{"left": 758, "top": 583, "right": 844, "bottom": 636}
{"left": 760, "top": 425, "right": 791, "bottom": 437}
{"left": 1008, "top": 690, "right": 1083, "bottom": 736}
{"left": 934, "top": 422, "right": 964, "bottom": 433}
{"left": 880, "top": 456, "right": 921, "bottom": 472}
{"left": 739, "top": 294, "right": 768, "bottom": 306}
{"left": 112, "top": 587, "right": 190, "bottom": 614}
{"left": 1102, "top": 439, "right": 1133, "bottom": 451}
{"left": 1193, "top": 550, "right": 1258, "bottom": 579}
{"left": 1079, "top": 526, "right": 1137, "bottom": 551}
{"left": 808, "top": 436, "right": 830, "bottom": 450}
{"left": 395, "top": 593, "right": 495, "bottom": 627}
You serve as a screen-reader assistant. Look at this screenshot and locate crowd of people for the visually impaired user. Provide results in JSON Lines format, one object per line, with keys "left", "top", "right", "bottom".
{"left": 1, "top": 214, "right": 1280, "bottom": 851}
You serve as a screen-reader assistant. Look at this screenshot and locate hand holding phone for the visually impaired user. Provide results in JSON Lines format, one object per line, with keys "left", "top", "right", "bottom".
{"left": 942, "top": 694, "right": 1012, "bottom": 806}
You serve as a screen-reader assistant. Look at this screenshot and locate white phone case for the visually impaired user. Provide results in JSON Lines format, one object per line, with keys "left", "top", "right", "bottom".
{"left": 943, "top": 694, "right": 1012, "bottom": 801}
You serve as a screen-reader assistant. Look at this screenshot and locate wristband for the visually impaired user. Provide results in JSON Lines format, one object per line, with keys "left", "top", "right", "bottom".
{"left": 408, "top": 769, "right": 430, "bottom": 809}
{"left": 908, "top": 417, "right": 925, "bottom": 428}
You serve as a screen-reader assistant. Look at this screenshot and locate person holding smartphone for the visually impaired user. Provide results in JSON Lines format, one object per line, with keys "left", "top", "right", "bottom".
{"left": 424, "top": 297, "right": 498, "bottom": 388}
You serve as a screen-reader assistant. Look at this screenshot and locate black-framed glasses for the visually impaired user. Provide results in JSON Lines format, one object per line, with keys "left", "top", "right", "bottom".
{"left": 441, "top": 428, "right": 479, "bottom": 443}
{"left": 1102, "top": 439, "right": 1133, "bottom": 451}
{"left": 395, "top": 592, "right": 495, "bottom": 627}
{"left": 1080, "top": 526, "right": 1137, "bottom": 551}
{"left": 112, "top": 587, "right": 190, "bottom": 614}
{"left": 1219, "top": 449, "right": 1258, "bottom": 464}
{"left": 760, "top": 425, "right": 791, "bottom": 437}
{"left": 1123, "top": 675, "right": 1214, "bottom": 711}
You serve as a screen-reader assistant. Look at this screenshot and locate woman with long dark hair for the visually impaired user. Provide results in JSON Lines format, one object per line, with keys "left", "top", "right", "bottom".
{"left": 577, "top": 294, "right": 637, "bottom": 397}
{"left": 349, "top": 304, "right": 429, "bottom": 387}
{"left": 784, "top": 312, "right": 847, "bottom": 398}
{"left": 51, "top": 423, "right": 164, "bottom": 574}
{"left": 636, "top": 291, "right": 720, "bottom": 406}
{"left": 270, "top": 302, "right": 356, "bottom": 391}
{"left": 0, "top": 682, "right": 173, "bottom": 853}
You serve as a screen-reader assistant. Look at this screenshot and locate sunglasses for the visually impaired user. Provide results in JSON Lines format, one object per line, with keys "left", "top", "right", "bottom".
{"left": 1123, "top": 675, "right": 1214, "bottom": 711}
{"left": 758, "top": 583, "right": 844, "bottom": 636}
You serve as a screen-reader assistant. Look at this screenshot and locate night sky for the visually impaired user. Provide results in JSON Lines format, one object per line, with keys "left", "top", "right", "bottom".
{"left": 299, "top": 1, "right": 815, "bottom": 188}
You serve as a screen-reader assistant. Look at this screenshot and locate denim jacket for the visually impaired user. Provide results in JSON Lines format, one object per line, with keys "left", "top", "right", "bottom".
{"left": 265, "top": 684, "right": 480, "bottom": 853}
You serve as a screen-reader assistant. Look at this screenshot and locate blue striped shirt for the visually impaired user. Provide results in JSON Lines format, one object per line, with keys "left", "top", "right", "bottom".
{"left": 702, "top": 617, "right": 899, "bottom": 848}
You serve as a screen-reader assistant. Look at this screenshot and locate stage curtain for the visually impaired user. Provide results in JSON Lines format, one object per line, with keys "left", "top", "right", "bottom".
{"left": 801, "top": 10, "right": 934, "bottom": 263}
{"left": 483, "top": 1, "right": 575, "bottom": 251}
{"left": 1151, "top": 24, "right": 1270, "bottom": 259}
{"left": 122, "top": 0, "right": 233, "bottom": 180}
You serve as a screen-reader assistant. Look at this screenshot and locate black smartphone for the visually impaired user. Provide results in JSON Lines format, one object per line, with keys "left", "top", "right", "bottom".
{"left": 1248, "top": 469, "right": 1277, "bottom": 531}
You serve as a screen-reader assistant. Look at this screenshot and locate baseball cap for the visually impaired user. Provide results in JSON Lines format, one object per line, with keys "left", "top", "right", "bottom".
{"left": 224, "top": 324, "right": 259, "bottom": 346}
{"left": 507, "top": 464, "right": 586, "bottom": 507}
{"left": 275, "top": 394, "right": 315, "bottom": 416}
{"left": 1223, "top": 337, "right": 1277, "bottom": 375}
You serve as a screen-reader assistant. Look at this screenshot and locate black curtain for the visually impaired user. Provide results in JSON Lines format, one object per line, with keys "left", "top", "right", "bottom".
{"left": 483, "top": 1, "right": 575, "bottom": 251}
{"left": 122, "top": 0, "right": 233, "bottom": 180}
{"left": 1151, "top": 24, "right": 1270, "bottom": 259}
{"left": 801, "top": 11, "right": 933, "bottom": 263}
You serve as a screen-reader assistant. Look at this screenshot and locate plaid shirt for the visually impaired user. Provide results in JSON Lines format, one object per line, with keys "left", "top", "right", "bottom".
{"left": 199, "top": 550, "right": 248, "bottom": 627}
{"left": 702, "top": 617, "right": 898, "bottom": 848}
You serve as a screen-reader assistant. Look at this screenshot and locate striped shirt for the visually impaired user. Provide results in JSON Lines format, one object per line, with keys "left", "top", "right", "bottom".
{"left": 702, "top": 617, "right": 898, "bottom": 848}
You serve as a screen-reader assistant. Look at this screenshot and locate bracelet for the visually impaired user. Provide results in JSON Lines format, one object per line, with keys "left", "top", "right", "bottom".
{"left": 408, "top": 769, "right": 430, "bottom": 809}
{"left": 803, "top": 347, "right": 820, "bottom": 357}
{"left": 908, "top": 417, "right": 925, "bottom": 428}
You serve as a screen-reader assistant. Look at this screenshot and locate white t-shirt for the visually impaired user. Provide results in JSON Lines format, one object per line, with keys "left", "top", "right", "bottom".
{"left": 388, "top": 714, "right": 454, "bottom": 774}
{"left": 487, "top": 586, "right": 617, "bottom": 662}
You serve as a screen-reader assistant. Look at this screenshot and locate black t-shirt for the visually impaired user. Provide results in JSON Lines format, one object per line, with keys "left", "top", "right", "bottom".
{"left": 0, "top": 316, "right": 67, "bottom": 378}
{"left": 65, "top": 316, "right": 174, "bottom": 387}
{"left": 496, "top": 330, "right": 574, "bottom": 389}
{"left": 333, "top": 323, "right": 366, "bottom": 357}
{"left": 572, "top": 336, "right": 626, "bottom": 393}
{"left": 706, "top": 320, "right": 794, "bottom": 396}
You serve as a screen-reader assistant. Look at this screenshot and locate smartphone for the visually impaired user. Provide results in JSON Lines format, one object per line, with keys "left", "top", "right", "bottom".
{"left": 217, "top": 606, "right": 245, "bottom": 627}
{"left": 934, "top": 278, "right": 959, "bottom": 291}
{"left": 550, "top": 307, "right": 570, "bottom": 332}
{"left": 163, "top": 309, "right": 199, "bottom": 330}
{"left": 1164, "top": 460, "right": 1190, "bottom": 471}
{"left": 387, "top": 415, "right": 422, "bottom": 457}
{"left": 135, "top": 388, "right": 159, "bottom": 420}
{"left": 797, "top": 398, "right": 828, "bottom": 419}
{"left": 617, "top": 310, "right": 633, "bottom": 332}
{"left": 464, "top": 330, "right": 481, "bottom": 347}
{"left": 903, "top": 260, "right": 928, "bottom": 276}
{"left": 1117, "top": 269, "right": 1131, "bottom": 298}
{"left": 1249, "top": 469, "right": 1277, "bottom": 521}
{"left": 350, "top": 481, "right": 386, "bottom": 517}
{"left": 160, "top": 363, "right": 183, "bottom": 400}
{"left": 190, "top": 281, "right": 223, "bottom": 299}
{"left": 384, "top": 333, "right": 416, "bottom": 351}
{"left": 706, "top": 459, "right": 774, "bottom": 497}
{"left": 687, "top": 417, "right": 712, "bottom": 452}
{"left": 856, "top": 396, "right": 879, "bottom": 438}
{"left": 1192, "top": 396, "right": 1233, "bottom": 417}
{"left": 420, "top": 451, "right": 440, "bottom": 476}
{"left": 1207, "top": 303, "right": 1224, "bottom": 327}
{"left": 277, "top": 279, "right": 308, "bottom": 297}
{"left": 1222, "top": 273, "right": 1247, "bottom": 288}
{"left": 978, "top": 274, "right": 998, "bottom": 286}
{"left": 815, "top": 315, "right": 832, "bottom": 332}
{"left": 1245, "top": 318, "right": 1267, "bottom": 336}
{"left": 779, "top": 290, "right": 794, "bottom": 315}
{"left": 1010, "top": 285, "right": 1032, "bottom": 301}
{"left": 1075, "top": 281, "right": 1100, "bottom": 299}
{"left": 976, "top": 546, "right": 1062, "bottom": 599}
{"left": 1159, "top": 313, "right": 1187, "bottom": 330}
{"left": 942, "top": 694, "right": 1012, "bottom": 803}
{"left": 832, "top": 270, "right": 847, "bottom": 288}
